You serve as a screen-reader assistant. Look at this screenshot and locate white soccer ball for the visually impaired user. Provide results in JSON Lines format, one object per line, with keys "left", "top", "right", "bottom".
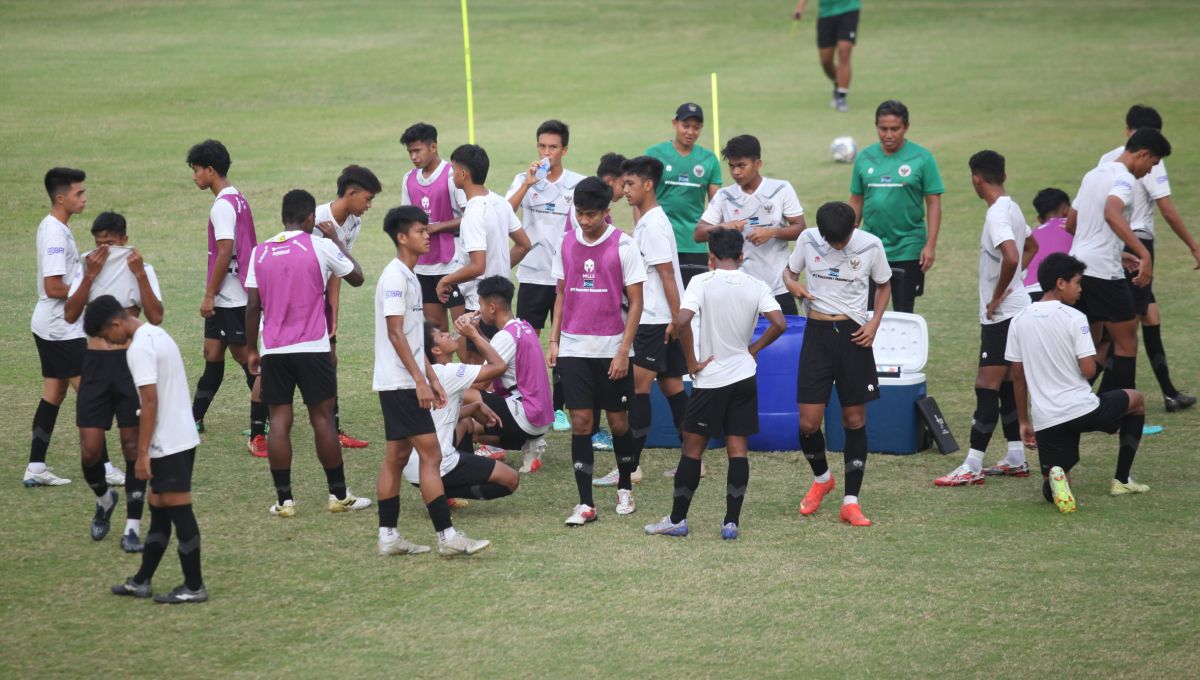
{"left": 830, "top": 136, "right": 857, "bottom": 163}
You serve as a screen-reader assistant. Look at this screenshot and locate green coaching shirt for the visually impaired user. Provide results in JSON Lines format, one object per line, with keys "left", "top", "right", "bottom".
{"left": 850, "top": 139, "right": 944, "bottom": 262}
{"left": 646, "top": 141, "right": 723, "bottom": 254}
{"left": 819, "top": 0, "right": 861, "bottom": 18}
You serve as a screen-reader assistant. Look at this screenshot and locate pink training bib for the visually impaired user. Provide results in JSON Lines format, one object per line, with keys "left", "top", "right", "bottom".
{"left": 253, "top": 232, "right": 327, "bottom": 350}
{"left": 1023, "top": 217, "right": 1074, "bottom": 288}
{"left": 409, "top": 164, "right": 456, "bottom": 266}
{"left": 561, "top": 229, "right": 625, "bottom": 337}
{"left": 492, "top": 319, "right": 553, "bottom": 428}
{"left": 207, "top": 191, "right": 257, "bottom": 288}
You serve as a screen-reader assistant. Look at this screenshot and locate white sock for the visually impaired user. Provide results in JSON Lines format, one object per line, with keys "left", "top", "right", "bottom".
{"left": 97, "top": 489, "right": 116, "bottom": 511}
{"left": 437, "top": 527, "right": 458, "bottom": 543}
{"left": 964, "top": 449, "right": 986, "bottom": 473}
{"left": 104, "top": 461, "right": 116, "bottom": 475}
{"left": 814, "top": 471, "right": 831, "bottom": 484}
{"left": 1003, "top": 442, "right": 1026, "bottom": 466}
{"left": 842, "top": 495, "right": 858, "bottom": 506}
{"left": 124, "top": 519, "right": 140, "bottom": 535}
{"left": 27, "top": 462, "right": 46, "bottom": 475}
{"left": 378, "top": 527, "right": 397, "bottom": 541}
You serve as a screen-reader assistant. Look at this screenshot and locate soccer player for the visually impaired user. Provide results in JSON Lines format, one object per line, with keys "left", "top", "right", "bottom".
{"left": 848, "top": 100, "right": 944, "bottom": 313}
{"left": 185, "top": 140, "right": 264, "bottom": 455}
{"left": 1066, "top": 127, "right": 1170, "bottom": 393}
{"left": 1009, "top": 253, "right": 1150, "bottom": 513}
{"left": 374, "top": 205, "right": 491, "bottom": 556}
{"left": 792, "top": 0, "right": 861, "bottom": 112}
{"left": 696, "top": 134, "right": 806, "bottom": 314}
{"left": 63, "top": 212, "right": 164, "bottom": 550}
{"left": 1098, "top": 105, "right": 1197, "bottom": 411}
{"left": 549, "top": 177, "right": 646, "bottom": 524}
{"left": 244, "top": 190, "right": 372, "bottom": 518}
{"left": 436, "top": 144, "right": 531, "bottom": 315}
{"left": 314, "top": 164, "right": 382, "bottom": 450}
{"left": 90, "top": 296, "right": 207, "bottom": 604}
{"left": 400, "top": 123, "right": 469, "bottom": 332}
{"left": 934, "top": 151, "right": 1038, "bottom": 487}
{"left": 1021, "top": 188, "right": 1073, "bottom": 303}
{"left": 644, "top": 228, "right": 786, "bottom": 540}
{"left": 25, "top": 168, "right": 89, "bottom": 488}
{"left": 784, "top": 201, "right": 892, "bottom": 527}
{"left": 646, "top": 103, "right": 723, "bottom": 289}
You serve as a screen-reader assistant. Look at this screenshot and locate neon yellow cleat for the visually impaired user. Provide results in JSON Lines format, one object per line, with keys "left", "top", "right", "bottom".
{"left": 1048, "top": 466, "right": 1076, "bottom": 513}
{"left": 1110, "top": 478, "right": 1150, "bottom": 496}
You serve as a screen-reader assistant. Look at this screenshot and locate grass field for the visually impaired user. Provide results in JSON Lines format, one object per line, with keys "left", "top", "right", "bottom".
{"left": 3, "top": 1, "right": 1200, "bottom": 677}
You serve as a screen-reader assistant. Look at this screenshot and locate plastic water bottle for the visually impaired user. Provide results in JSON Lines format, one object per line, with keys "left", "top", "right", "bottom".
{"left": 535, "top": 157, "right": 550, "bottom": 181}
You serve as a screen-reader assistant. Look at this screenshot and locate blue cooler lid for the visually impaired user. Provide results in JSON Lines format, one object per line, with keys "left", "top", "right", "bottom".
{"left": 873, "top": 312, "right": 928, "bottom": 374}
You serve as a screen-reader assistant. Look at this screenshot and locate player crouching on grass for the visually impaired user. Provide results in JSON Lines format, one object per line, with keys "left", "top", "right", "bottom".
{"left": 88, "top": 297, "right": 207, "bottom": 604}
{"left": 644, "top": 228, "right": 786, "bottom": 540}
{"left": 1008, "top": 254, "right": 1149, "bottom": 513}
{"left": 784, "top": 202, "right": 892, "bottom": 527}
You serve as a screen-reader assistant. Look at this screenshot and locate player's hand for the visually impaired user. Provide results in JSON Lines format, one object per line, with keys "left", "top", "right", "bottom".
{"left": 547, "top": 342, "right": 558, "bottom": 368}
{"left": 688, "top": 355, "right": 714, "bottom": 378}
{"left": 479, "top": 403, "right": 501, "bottom": 428}
{"left": 524, "top": 160, "right": 541, "bottom": 187}
{"left": 454, "top": 312, "right": 481, "bottom": 338}
{"left": 1191, "top": 246, "right": 1200, "bottom": 270}
{"left": 135, "top": 455, "right": 152, "bottom": 481}
{"left": 785, "top": 278, "right": 814, "bottom": 300}
{"left": 126, "top": 248, "right": 147, "bottom": 278}
{"left": 726, "top": 219, "right": 749, "bottom": 232}
{"left": 1132, "top": 255, "right": 1153, "bottom": 287}
{"left": 608, "top": 354, "right": 629, "bottom": 380}
{"left": 415, "top": 381, "right": 435, "bottom": 410}
{"left": 246, "top": 350, "right": 261, "bottom": 376}
{"left": 664, "top": 322, "right": 676, "bottom": 343}
{"left": 84, "top": 244, "right": 109, "bottom": 280}
{"left": 919, "top": 244, "right": 937, "bottom": 272}
{"left": 746, "top": 227, "right": 774, "bottom": 246}
{"left": 431, "top": 381, "right": 448, "bottom": 409}
{"left": 436, "top": 278, "right": 454, "bottom": 303}
{"left": 1121, "top": 252, "right": 1140, "bottom": 272}
{"left": 1020, "top": 421, "right": 1037, "bottom": 449}
{"left": 792, "top": 0, "right": 804, "bottom": 20}
{"left": 985, "top": 294, "right": 1007, "bottom": 321}
{"left": 199, "top": 295, "right": 215, "bottom": 318}
{"left": 315, "top": 220, "right": 340, "bottom": 242}
{"left": 851, "top": 320, "right": 879, "bottom": 347}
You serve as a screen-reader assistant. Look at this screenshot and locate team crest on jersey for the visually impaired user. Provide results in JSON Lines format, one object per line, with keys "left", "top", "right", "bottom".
{"left": 421, "top": 196, "right": 430, "bottom": 210}
{"left": 564, "top": 191, "right": 573, "bottom": 203}
{"left": 762, "top": 201, "right": 774, "bottom": 213}
{"left": 868, "top": 168, "right": 874, "bottom": 175}
{"left": 665, "top": 164, "right": 673, "bottom": 173}
{"left": 898, "top": 165, "right": 912, "bottom": 178}
{"left": 849, "top": 256, "right": 862, "bottom": 271}
{"left": 693, "top": 164, "right": 705, "bottom": 178}
{"left": 532, "top": 192, "right": 539, "bottom": 201}
{"left": 582, "top": 258, "right": 596, "bottom": 288}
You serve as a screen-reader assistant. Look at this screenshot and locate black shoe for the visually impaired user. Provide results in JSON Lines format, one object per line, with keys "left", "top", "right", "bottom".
{"left": 1165, "top": 392, "right": 1197, "bottom": 412}
{"left": 120, "top": 529, "right": 143, "bottom": 553}
{"left": 153, "top": 583, "right": 208, "bottom": 604}
{"left": 111, "top": 577, "right": 152, "bottom": 598}
{"left": 90, "top": 490, "right": 118, "bottom": 541}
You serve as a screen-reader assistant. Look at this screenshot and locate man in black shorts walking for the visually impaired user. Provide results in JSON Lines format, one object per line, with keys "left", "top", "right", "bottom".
{"left": 793, "top": 0, "right": 861, "bottom": 112}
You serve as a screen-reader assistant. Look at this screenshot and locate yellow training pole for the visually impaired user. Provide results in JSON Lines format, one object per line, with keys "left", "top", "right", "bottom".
{"left": 710, "top": 72, "right": 720, "bottom": 151}
{"left": 461, "top": 0, "right": 476, "bottom": 143}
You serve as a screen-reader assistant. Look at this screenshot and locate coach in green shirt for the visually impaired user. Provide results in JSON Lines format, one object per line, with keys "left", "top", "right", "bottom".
{"left": 849, "top": 99, "right": 943, "bottom": 313}
{"left": 646, "top": 102, "right": 723, "bottom": 287}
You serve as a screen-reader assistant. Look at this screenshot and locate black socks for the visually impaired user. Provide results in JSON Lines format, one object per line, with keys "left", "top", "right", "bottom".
{"left": 426, "top": 495, "right": 452, "bottom": 532}
{"left": 191, "top": 360, "right": 225, "bottom": 422}
{"left": 844, "top": 427, "right": 868, "bottom": 497}
{"left": 666, "top": 390, "right": 689, "bottom": 437}
{"left": 324, "top": 463, "right": 347, "bottom": 500}
{"left": 571, "top": 434, "right": 595, "bottom": 507}
{"left": 630, "top": 393, "right": 652, "bottom": 468}
{"left": 670, "top": 456, "right": 703, "bottom": 524}
{"left": 725, "top": 457, "right": 749, "bottom": 526}
{"left": 271, "top": 468, "right": 292, "bottom": 504}
{"left": 1100, "top": 355, "right": 1136, "bottom": 392}
{"left": 30, "top": 399, "right": 60, "bottom": 464}
{"left": 1116, "top": 412, "right": 1145, "bottom": 484}
{"left": 1143, "top": 324, "right": 1178, "bottom": 398}
{"left": 378, "top": 496, "right": 400, "bottom": 529}
{"left": 125, "top": 459, "right": 145, "bottom": 521}
{"left": 249, "top": 400, "right": 269, "bottom": 438}
{"left": 613, "top": 429, "right": 637, "bottom": 491}
{"left": 970, "top": 387, "right": 1001, "bottom": 452}
{"left": 998, "top": 381, "right": 1020, "bottom": 442}
{"left": 800, "top": 429, "right": 828, "bottom": 477}
{"left": 82, "top": 459, "right": 108, "bottom": 498}
{"left": 135, "top": 505, "right": 170, "bottom": 584}
{"left": 170, "top": 505, "right": 203, "bottom": 591}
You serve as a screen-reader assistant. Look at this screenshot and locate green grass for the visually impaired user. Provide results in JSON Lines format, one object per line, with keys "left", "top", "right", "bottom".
{"left": 3, "top": 0, "right": 1200, "bottom": 677}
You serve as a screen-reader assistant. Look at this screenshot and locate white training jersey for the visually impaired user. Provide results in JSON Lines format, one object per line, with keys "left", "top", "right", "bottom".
{"left": 633, "top": 206, "right": 684, "bottom": 325}
{"left": 68, "top": 248, "right": 163, "bottom": 309}
{"left": 978, "top": 196, "right": 1032, "bottom": 325}
{"left": 126, "top": 323, "right": 200, "bottom": 458}
{"left": 313, "top": 202, "right": 362, "bottom": 253}
{"left": 552, "top": 225, "right": 647, "bottom": 358}
{"left": 401, "top": 161, "right": 469, "bottom": 276}
{"left": 1005, "top": 300, "right": 1099, "bottom": 431}
{"left": 373, "top": 258, "right": 425, "bottom": 391}
{"left": 1069, "top": 162, "right": 1135, "bottom": 281}
{"left": 400, "top": 361, "right": 481, "bottom": 484}
{"left": 32, "top": 214, "right": 85, "bottom": 340}
{"left": 506, "top": 168, "right": 585, "bottom": 286}
{"left": 1098, "top": 146, "right": 1170, "bottom": 240}
{"left": 681, "top": 268, "right": 781, "bottom": 389}
{"left": 701, "top": 177, "right": 803, "bottom": 295}
{"left": 490, "top": 323, "right": 552, "bottom": 436}
{"left": 460, "top": 191, "right": 523, "bottom": 282}
{"left": 786, "top": 228, "right": 891, "bottom": 326}
{"left": 211, "top": 186, "right": 249, "bottom": 308}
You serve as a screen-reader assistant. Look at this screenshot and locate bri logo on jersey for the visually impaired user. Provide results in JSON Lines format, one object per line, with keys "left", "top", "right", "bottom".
{"left": 46, "top": 246, "right": 65, "bottom": 255}
{"left": 384, "top": 289, "right": 404, "bottom": 299}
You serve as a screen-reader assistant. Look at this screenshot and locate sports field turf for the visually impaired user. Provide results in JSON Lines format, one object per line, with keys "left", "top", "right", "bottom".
{"left": 2, "top": 1, "right": 1199, "bottom": 676}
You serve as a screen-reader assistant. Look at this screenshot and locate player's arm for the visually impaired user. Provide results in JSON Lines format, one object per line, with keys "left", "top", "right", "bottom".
{"left": 455, "top": 315, "right": 508, "bottom": 384}
{"left": 1104, "top": 195, "right": 1152, "bottom": 284}
{"left": 851, "top": 279, "right": 891, "bottom": 348}
{"left": 1021, "top": 235, "right": 1039, "bottom": 270}
{"left": 920, "top": 194, "right": 942, "bottom": 272}
{"left": 438, "top": 250, "right": 485, "bottom": 290}
{"left": 674, "top": 307, "right": 711, "bottom": 377}
{"left": 783, "top": 248, "right": 814, "bottom": 301}
{"left": 750, "top": 309, "right": 787, "bottom": 358}
{"left": 509, "top": 227, "right": 532, "bottom": 268}
{"left": 64, "top": 247, "right": 108, "bottom": 323}
{"left": 424, "top": 356, "right": 447, "bottom": 408}
{"left": 986, "top": 239, "right": 1020, "bottom": 321}
{"left": 747, "top": 213, "right": 806, "bottom": 247}
{"left": 1009, "top": 361, "right": 1037, "bottom": 448}
{"left": 428, "top": 217, "right": 462, "bottom": 235}
{"left": 848, "top": 193, "right": 864, "bottom": 227}
{"left": 134, "top": 382, "right": 158, "bottom": 480}
{"left": 657, "top": 261, "right": 683, "bottom": 340}
{"left": 507, "top": 165, "right": 539, "bottom": 213}
{"left": 326, "top": 276, "right": 342, "bottom": 337}
{"left": 1064, "top": 208, "right": 1078, "bottom": 235}
{"left": 245, "top": 287, "right": 262, "bottom": 375}
{"left": 387, "top": 314, "right": 434, "bottom": 409}
{"left": 128, "top": 251, "right": 163, "bottom": 325}
{"left": 547, "top": 280, "right": 564, "bottom": 368}
{"left": 204, "top": 240, "right": 234, "bottom": 318}
{"left": 793, "top": 0, "right": 808, "bottom": 20}
{"left": 611, "top": 281, "right": 643, "bottom": 379}
{"left": 1155, "top": 196, "right": 1200, "bottom": 268}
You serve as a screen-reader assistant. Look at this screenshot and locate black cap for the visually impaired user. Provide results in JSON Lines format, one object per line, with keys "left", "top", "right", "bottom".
{"left": 674, "top": 102, "right": 704, "bottom": 122}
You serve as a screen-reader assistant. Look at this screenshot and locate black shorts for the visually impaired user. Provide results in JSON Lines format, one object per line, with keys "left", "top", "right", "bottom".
{"left": 557, "top": 356, "right": 634, "bottom": 412}
{"left": 1075, "top": 275, "right": 1135, "bottom": 323}
{"left": 816, "top": 9, "right": 859, "bottom": 49}
{"left": 684, "top": 376, "right": 758, "bottom": 438}
{"left": 379, "top": 389, "right": 436, "bottom": 440}
{"left": 260, "top": 352, "right": 337, "bottom": 406}
{"left": 632, "top": 325, "right": 687, "bottom": 377}
{"left": 76, "top": 349, "right": 140, "bottom": 429}
{"left": 1124, "top": 237, "right": 1155, "bottom": 316}
{"left": 150, "top": 448, "right": 195, "bottom": 494}
{"left": 775, "top": 292, "right": 799, "bottom": 316}
{"left": 480, "top": 391, "right": 538, "bottom": 450}
{"left": 517, "top": 283, "right": 557, "bottom": 330}
{"left": 869, "top": 259, "right": 923, "bottom": 313}
{"left": 417, "top": 273, "right": 464, "bottom": 308}
{"left": 442, "top": 450, "right": 497, "bottom": 489}
{"left": 678, "top": 252, "right": 710, "bottom": 289}
{"left": 203, "top": 305, "right": 247, "bottom": 345}
{"left": 979, "top": 319, "right": 1012, "bottom": 367}
{"left": 33, "top": 334, "right": 85, "bottom": 379}
{"left": 1035, "top": 390, "right": 1130, "bottom": 470}
{"left": 796, "top": 319, "right": 880, "bottom": 406}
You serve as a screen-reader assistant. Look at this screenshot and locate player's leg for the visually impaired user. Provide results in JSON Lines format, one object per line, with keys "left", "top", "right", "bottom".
{"left": 560, "top": 357, "right": 599, "bottom": 524}
{"left": 375, "top": 438, "right": 430, "bottom": 555}
{"left": 603, "top": 365, "right": 637, "bottom": 501}
{"left": 1111, "top": 389, "right": 1147, "bottom": 491}
{"left": 266, "top": 403, "right": 296, "bottom": 516}
{"left": 113, "top": 488, "right": 169, "bottom": 598}
{"left": 443, "top": 454, "right": 518, "bottom": 500}
{"left": 989, "top": 375, "right": 1029, "bottom": 474}
{"left": 936, "top": 355, "right": 1005, "bottom": 485}
{"left": 412, "top": 431, "right": 491, "bottom": 555}
{"left": 150, "top": 449, "right": 205, "bottom": 603}
{"left": 1101, "top": 318, "right": 1139, "bottom": 392}
{"left": 837, "top": 404, "right": 871, "bottom": 526}
{"left": 1141, "top": 303, "right": 1194, "bottom": 411}
{"left": 646, "top": 392, "right": 711, "bottom": 537}
{"left": 719, "top": 376, "right": 758, "bottom": 539}
{"left": 191, "top": 327, "right": 229, "bottom": 431}
{"left": 300, "top": 353, "right": 368, "bottom": 511}
{"left": 814, "top": 13, "right": 838, "bottom": 107}
{"left": 835, "top": 39, "right": 853, "bottom": 94}
{"left": 26, "top": 336, "right": 83, "bottom": 486}
{"left": 833, "top": 322, "right": 878, "bottom": 525}
{"left": 796, "top": 322, "right": 837, "bottom": 514}
{"left": 80, "top": 427, "right": 118, "bottom": 540}
{"left": 774, "top": 293, "right": 799, "bottom": 315}
{"left": 599, "top": 344, "right": 655, "bottom": 487}
{"left": 117, "top": 426, "right": 145, "bottom": 552}
{"left": 831, "top": 11, "right": 857, "bottom": 112}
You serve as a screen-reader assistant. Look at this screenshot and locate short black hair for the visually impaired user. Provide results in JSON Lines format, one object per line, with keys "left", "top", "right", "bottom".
{"left": 968, "top": 150, "right": 1006, "bottom": 185}
{"left": 721, "top": 134, "right": 762, "bottom": 161}
{"left": 620, "top": 156, "right": 664, "bottom": 189}
{"left": 1125, "top": 128, "right": 1171, "bottom": 159}
{"left": 423, "top": 320, "right": 439, "bottom": 363}
{"left": 477, "top": 275, "right": 514, "bottom": 308}
{"left": 816, "top": 201, "right": 856, "bottom": 245}
{"left": 1037, "top": 252, "right": 1087, "bottom": 293}
{"left": 450, "top": 144, "right": 489, "bottom": 184}
{"left": 596, "top": 152, "right": 627, "bottom": 179}
{"left": 400, "top": 122, "right": 438, "bottom": 146}
{"left": 708, "top": 228, "right": 744, "bottom": 261}
{"left": 186, "top": 139, "right": 231, "bottom": 176}
{"left": 83, "top": 295, "right": 127, "bottom": 338}
{"left": 91, "top": 211, "right": 127, "bottom": 237}
{"left": 336, "top": 165, "right": 382, "bottom": 197}
{"left": 536, "top": 119, "right": 569, "bottom": 147}
{"left": 1125, "top": 104, "right": 1162, "bottom": 131}
{"left": 281, "top": 189, "right": 316, "bottom": 225}
{"left": 572, "top": 177, "right": 611, "bottom": 212}
{"left": 44, "top": 167, "right": 85, "bottom": 201}
{"left": 875, "top": 99, "right": 909, "bottom": 125}
{"left": 382, "top": 205, "right": 429, "bottom": 246}
{"left": 1032, "top": 188, "right": 1070, "bottom": 222}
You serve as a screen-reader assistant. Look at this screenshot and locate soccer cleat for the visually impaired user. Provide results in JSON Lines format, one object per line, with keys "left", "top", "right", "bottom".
{"left": 1165, "top": 392, "right": 1196, "bottom": 412}
{"left": 120, "top": 529, "right": 143, "bottom": 553}
{"left": 1048, "top": 466, "right": 1076, "bottom": 513}
{"left": 518, "top": 454, "right": 542, "bottom": 474}
{"left": 22, "top": 467, "right": 71, "bottom": 487}
{"left": 153, "top": 584, "right": 208, "bottom": 604}
{"left": 983, "top": 461, "right": 1030, "bottom": 477}
{"left": 644, "top": 516, "right": 688, "bottom": 537}
{"left": 448, "top": 497, "right": 470, "bottom": 510}
{"left": 592, "top": 429, "right": 613, "bottom": 451}
{"left": 195, "top": 420, "right": 204, "bottom": 434}
{"left": 475, "top": 444, "right": 507, "bottom": 460}
{"left": 105, "top": 467, "right": 126, "bottom": 487}
{"left": 269, "top": 499, "right": 297, "bottom": 518}
{"left": 328, "top": 492, "right": 372, "bottom": 513}
{"left": 1109, "top": 478, "right": 1150, "bottom": 496}
{"left": 721, "top": 522, "right": 739, "bottom": 540}
{"left": 839, "top": 502, "right": 872, "bottom": 527}
{"left": 91, "top": 490, "right": 118, "bottom": 541}
{"left": 247, "top": 435, "right": 268, "bottom": 458}
{"left": 553, "top": 409, "right": 570, "bottom": 432}
{"left": 438, "top": 532, "right": 491, "bottom": 557}
{"left": 565, "top": 504, "right": 597, "bottom": 527}
{"left": 798, "top": 475, "right": 836, "bottom": 516}
{"left": 519, "top": 437, "right": 545, "bottom": 474}
{"left": 616, "top": 489, "right": 636, "bottom": 515}
{"left": 338, "top": 431, "right": 369, "bottom": 449}
{"left": 111, "top": 577, "right": 152, "bottom": 598}
{"left": 933, "top": 465, "right": 985, "bottom": 487}
{"left": 594, "top": 466, "right": 644, "bottom": 487}
{"left": 1142, "top": 425, "right": 1164, "bottom": 436}
{"left": 378, "top": 534, "right": 432, "bottom": 556}
{"left": 663, "top": 463, "right": 707, "bottom": 478}
{"left": 835, "top": 97, "right": 849, "bottom": 114}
